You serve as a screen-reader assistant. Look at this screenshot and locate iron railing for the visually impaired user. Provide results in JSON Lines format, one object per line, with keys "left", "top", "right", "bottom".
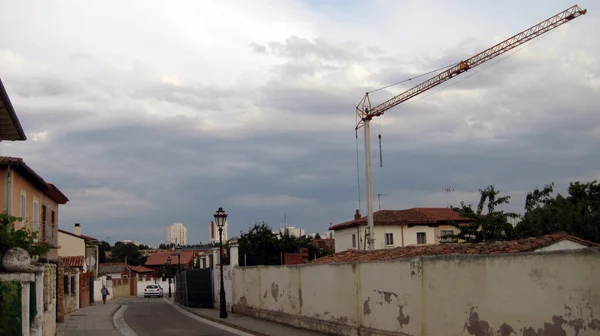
{"left": 30, "top": 221, "right": 56, "bottom": 244}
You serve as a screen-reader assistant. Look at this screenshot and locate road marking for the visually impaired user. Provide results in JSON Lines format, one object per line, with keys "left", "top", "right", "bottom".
{"left": 113, "top": 305, "right": 139, "bottom": 336}
{"left": 163, "top": 298, "right": 255, "bottom": 336}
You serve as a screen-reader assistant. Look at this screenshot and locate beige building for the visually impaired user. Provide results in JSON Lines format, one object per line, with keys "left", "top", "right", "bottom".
{"left": 330, "top": 208, "right": 471, "bottom": 253}
{"left": 0, "top": 156, "right": 69, "bottom": 261}
{"left": 58, "top": 223, "right": 100, "bottom": 276}
{"left": 165, "top": 222, "right": 187, "bottom": 246}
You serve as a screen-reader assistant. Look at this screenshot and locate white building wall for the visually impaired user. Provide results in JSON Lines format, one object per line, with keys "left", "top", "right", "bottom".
{"left": 164, "top": 223, "right": 188, "bottom": 246}
{"left": 534, "top": 240, "right": 588, "bottom": 252}
{"left": 403, "top": 225, "right": 436, "bottom": 246}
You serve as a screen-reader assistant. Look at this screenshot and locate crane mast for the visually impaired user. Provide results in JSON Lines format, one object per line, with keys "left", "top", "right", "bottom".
{"left": 356, "top": 5, "right": 586, "bottom": 251}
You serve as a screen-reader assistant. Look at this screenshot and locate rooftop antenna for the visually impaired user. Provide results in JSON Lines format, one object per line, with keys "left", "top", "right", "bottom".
{"left": 445, "top": 187, "right": 455, "bottom": 208}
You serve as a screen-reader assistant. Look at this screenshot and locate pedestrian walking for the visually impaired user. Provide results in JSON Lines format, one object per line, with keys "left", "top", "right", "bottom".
{"left": 101, "top": 285, "right": 110, "bottom": 304}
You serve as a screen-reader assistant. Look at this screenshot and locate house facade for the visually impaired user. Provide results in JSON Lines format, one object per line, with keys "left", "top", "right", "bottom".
{"left": 0, "top": 156, "right": 69, "bottom": 261}
{"left": 58, "top": 223, "right": 100, "bottom": 276}
{"left": 330, "top": 208, "right": 472, "bottom": 253}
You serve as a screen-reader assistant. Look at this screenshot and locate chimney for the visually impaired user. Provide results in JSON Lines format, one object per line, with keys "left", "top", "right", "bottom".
{"left": 354, "top": 209, "right": 361, "bottom": 220}
{"left": 74, "top": 223, "right": 81, "bottom": 236}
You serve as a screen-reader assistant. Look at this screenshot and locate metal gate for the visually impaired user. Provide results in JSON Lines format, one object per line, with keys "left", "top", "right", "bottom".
{"left": 175, "top": 269, "right": 213, "bottom": 308}
{"left": 79, "top": 272, "right": 92, "bottom": 309}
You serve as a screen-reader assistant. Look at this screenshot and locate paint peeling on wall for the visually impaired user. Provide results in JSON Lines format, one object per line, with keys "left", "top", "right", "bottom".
{"left": 271, "top": 282, "right": 279, "bottom": 302}
{"left": 363, "top": 297, "right": 371, "bottom": 316}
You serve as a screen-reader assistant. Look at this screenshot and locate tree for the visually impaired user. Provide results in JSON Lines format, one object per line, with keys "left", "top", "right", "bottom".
{"left": 138, "top": 244, "right": 150, "bottom": 250}
{"left": 516, "top": 181, "right": 600, "bottom": 242}
{"left": 450, "top": 185, "right": 519, "bottom": 243}
{"left": 238, "top": 222, "right": 280, "bottom": 266}
{"left": 98, "top": 241, "right": 111, "bottom": 263}
{"left": 110, "top": 242, "right": 142, "bottom": 266}
{"left": 0, "top": 212, "right": 50, "bottom": 265}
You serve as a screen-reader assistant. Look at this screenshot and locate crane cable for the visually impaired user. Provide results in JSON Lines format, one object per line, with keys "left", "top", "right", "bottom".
{"left": 367, "top": 61, "right": 460, "bottom": 94}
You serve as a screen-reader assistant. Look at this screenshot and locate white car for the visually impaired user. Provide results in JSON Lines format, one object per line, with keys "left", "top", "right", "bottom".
{"left": 144, "top": 284, "right": 164, "bottom": 298}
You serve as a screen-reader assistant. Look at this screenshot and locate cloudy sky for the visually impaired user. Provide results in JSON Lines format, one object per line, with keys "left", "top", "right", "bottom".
{"left": 1, "top": 0, "right": 598, "bottom": 246}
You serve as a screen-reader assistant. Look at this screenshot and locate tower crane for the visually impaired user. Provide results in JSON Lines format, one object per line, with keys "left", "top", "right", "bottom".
{"left": 356, "top": 5, "right": 587, "bottom": 251}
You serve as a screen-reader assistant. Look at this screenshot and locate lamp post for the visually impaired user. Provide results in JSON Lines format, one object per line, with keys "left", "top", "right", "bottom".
{"left": 214, "top": 207, "right": 228, "bottom": 319}
{"left": 167, "top": 256, "right": 172, "bottom": 298}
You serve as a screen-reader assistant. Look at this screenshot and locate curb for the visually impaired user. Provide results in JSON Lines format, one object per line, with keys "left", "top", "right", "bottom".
{"left": 163, "top": 298, "right": 262, "bottom": 336}
{"left": 113, "top": 304, "right": 138, "bottom": 336}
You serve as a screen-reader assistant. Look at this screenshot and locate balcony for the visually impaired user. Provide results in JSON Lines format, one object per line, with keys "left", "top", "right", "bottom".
{"left": 31, "top": 221, "right": 57, "bottom": 245}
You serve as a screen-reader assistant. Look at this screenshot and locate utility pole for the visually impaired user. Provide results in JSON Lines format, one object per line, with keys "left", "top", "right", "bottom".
{"left": 364, "top": 118, "right": 375, "bottom": 250}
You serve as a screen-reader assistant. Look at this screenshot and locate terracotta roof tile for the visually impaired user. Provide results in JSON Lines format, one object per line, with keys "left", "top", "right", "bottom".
{"left": 128, "top": 265, "right": 153, "bottom": 273}
{"left": 59, "top": 256, "right": 85, "bottom": 268}
{"left": 311, "top": 233, "right": 599, "bottom": 265}
{"left": 329, "top": 208, "right": 471, "bottom": 231}
{"left": 144, "top": 251, "right": 196, "bottom": 266}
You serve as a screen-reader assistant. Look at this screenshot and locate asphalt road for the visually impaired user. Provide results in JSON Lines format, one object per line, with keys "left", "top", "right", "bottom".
{"left": 122, "top": 297, "right": 243, "bottom": 336}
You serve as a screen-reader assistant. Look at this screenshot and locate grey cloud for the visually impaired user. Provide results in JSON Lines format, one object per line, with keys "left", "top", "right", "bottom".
{"left": 249, "top": 42, "right": 267, "bottom": 54}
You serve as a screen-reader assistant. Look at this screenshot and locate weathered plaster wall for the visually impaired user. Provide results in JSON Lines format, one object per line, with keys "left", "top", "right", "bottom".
{"left": 213, "top": 265, "right": 233, "bottom": 310}
{"left": 232, "top": 248, "right": 600, "bottom": 336}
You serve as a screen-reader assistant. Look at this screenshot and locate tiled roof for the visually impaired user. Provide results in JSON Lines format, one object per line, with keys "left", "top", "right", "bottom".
{"left": 59, "top": 256, "right": 85, "bottom": 268}
{"left": 311, "top": 233, "right": 599, "bottom": 265}
{"left": 99, "top": 263, "right": 127, "bottom": 274}
{"left": 0, "top": 156, "right": 68, "bottom": 203}
{"left": 128, "top": 265, "right": 153, "bottom": 273}
{"left": 0, "top": 78, "right": 26, "bottom": 141}
{"left": 144, "top": 251, "right": 195, "bottom": 266}
{"left": 58, "top": 229, "right": 98, "bottom": 242}
{"left": 329, "top": 208, "right": 471, "bottom": 231}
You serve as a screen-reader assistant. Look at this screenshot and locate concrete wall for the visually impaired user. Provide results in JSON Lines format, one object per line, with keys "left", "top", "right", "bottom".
{"left": 93, "top": 276, "right": 114, "bottom": 302}
{"left": 213, "top": 265, "right": 233, "bottom": 310}
{"left": 232, "top": 248, "right": 600, "bottom": 336}
{"left": 42, "top": 264, "right": 57, "bottom": 336}
{"left": 137, "top": 277, "right": 174, "bottom": 296}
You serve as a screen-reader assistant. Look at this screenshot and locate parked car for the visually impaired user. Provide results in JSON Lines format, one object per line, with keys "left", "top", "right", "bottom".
{"left": 144, "top": 284, "right": 164, "bottom": 298}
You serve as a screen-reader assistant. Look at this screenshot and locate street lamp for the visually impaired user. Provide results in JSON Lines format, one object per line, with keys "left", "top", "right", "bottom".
{"left": 167, "top": 256, "right": 172, "bottom": 298}
{"left": 214, "top": 207, "right": 228, "bottom": 319}
{"left": 175, "top": 245, "right": 182, "bottom": 273}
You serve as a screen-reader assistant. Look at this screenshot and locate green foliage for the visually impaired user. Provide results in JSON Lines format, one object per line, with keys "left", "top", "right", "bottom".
{"left": 157, "top": 263, "right": 177, "bottom": 280}
{"left": 0, "top": 281, "right": 21, "bottom": 336}
{"left": 138, "top": 244, "right": 150, "bottom": 250}
{"left": 0, "top": 212, "right": 50, "bottom": 269}
{"left": 98, "top": 241, "right": 111, "bottom": 263}
{"left": 516, "top": 180, "right": 600, "bottom": 242}
{"left": 450, "top": 185, "right": 519, "bottom": 243}
{"left": 238, "top": 222, "right": 326, "bottom": 266}
{"left": 110, "top": 242, "right": 142, "bottom": 266}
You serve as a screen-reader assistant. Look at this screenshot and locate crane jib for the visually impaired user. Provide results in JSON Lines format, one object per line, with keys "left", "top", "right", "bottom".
{"left": 357, "top": 4, "right": 587, "bottom": 123}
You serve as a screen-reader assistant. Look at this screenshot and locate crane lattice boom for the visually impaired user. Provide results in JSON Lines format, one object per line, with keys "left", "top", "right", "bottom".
{"left": 355, "top": 5, "right": 586, "bottom": 251}
{"left": 356, "top": 4, "right": 587, "bottom": 129}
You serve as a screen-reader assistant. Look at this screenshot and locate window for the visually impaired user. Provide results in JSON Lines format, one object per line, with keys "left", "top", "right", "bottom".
{"left": 51, "top": 210, "right": 56, "bottom": 224}
{"left": 33, "top": 200, "right": 39, "bottom": 242}
{"left": 417, "top": 232, "right": 427, "bottom": 244}
{"left": 439, "top": 229, "right": 455, "bottom": 243}
{"left": 352, "top": 234, "right": 357, "bottom": 248}
{"left": 20, "top": 191, "right": 26, "bottom": 223}
{"left": 63, "top": 275, "right": 69, "bottom": 293}
{"left": 385, "top": 233, "right": 394, "bottom": 246}
{"left": 70, "top": 276, "right": 76, "bottom": 295}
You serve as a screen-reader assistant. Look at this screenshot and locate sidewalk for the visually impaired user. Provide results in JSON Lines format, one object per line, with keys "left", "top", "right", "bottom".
{"left": 57, "top": 298, "right": 126, "bottom": 336}
{"left": 166, "top": 298, "right": 328, "bottom": 336}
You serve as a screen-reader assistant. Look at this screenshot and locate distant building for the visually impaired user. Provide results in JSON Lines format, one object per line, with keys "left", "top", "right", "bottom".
{"left": 278, "top": 226, "right": 305, "bottom": 238}
{"left": 119, "top": 239, "right": 141, "bottom": 246}
{"left": 209, "top": 220, "right": 228, "bottom": 243}
{"left": 164, "top": 223, "right": 187, "bottom": 246}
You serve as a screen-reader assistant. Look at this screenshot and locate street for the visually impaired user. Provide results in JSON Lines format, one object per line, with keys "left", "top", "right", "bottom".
{"left": 122, "top": 297, "right": 246, "bottom": 336}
